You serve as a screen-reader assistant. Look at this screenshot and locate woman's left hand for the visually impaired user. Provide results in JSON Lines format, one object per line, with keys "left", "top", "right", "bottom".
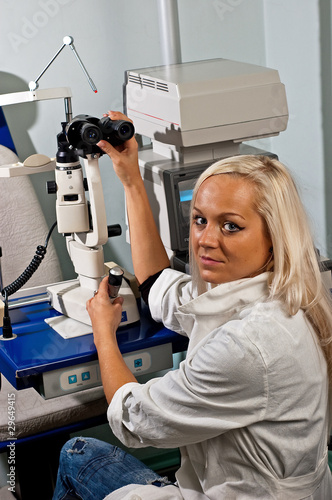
{"left": 86, "top": 276, "right": 124, "bottom": 348}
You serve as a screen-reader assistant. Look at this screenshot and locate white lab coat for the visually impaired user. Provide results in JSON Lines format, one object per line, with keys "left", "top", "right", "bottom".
{"left": 105, "top": 270, "right": 332, "bottom": 499}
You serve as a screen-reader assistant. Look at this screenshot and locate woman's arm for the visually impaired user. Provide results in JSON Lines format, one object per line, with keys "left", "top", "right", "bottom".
{"left": 97, "top": 111, "right": 170, "bottom": 284}
{"left": 86, "top": 276, "right": 137, "bottom": 404}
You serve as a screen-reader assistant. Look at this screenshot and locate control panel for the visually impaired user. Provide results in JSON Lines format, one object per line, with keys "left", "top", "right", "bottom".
{"left": 41, "top": 343, "right": 173, "bottom": 399}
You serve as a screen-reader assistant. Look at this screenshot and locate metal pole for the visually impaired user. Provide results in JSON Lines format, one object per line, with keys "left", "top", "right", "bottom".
{"left": 64, "top": 97, "right": 73, "bottom": 123}
{"left": 157, "top": 0, "right": 182, "bottom": 65}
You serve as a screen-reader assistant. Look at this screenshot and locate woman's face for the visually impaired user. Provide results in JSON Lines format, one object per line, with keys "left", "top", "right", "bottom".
{"left": 191, "top": 174, "right": 272, "bottom": 285}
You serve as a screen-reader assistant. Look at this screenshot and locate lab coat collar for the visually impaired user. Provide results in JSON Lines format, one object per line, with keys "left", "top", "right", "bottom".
{"left": 175, "top": 272, "right": 270, "bottom": 337}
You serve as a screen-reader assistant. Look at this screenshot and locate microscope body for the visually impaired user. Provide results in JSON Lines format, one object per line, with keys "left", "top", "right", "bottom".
{"left": 47, "top": 119, "right": 139, "bottom": 327}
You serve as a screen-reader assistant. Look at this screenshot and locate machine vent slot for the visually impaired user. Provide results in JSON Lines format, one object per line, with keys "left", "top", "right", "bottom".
{"left": 156, "top": 82, "right": 169, "bottom": 92}
{"left": 128, "top": 75, "right": 142, "bottom": 85}
{"left": 142, "top": 78, "right": 155, "bottom": 88}
{"left": 128, "top": 74, "right": 169, "bottom": 92}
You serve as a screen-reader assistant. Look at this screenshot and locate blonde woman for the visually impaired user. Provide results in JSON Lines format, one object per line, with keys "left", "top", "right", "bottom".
{"left": 53, "top": 112, "right": 332, "bottom": 500}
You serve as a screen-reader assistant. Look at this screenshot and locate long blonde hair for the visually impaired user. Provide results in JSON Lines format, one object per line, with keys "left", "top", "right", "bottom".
{"left": 189, "top": 155, "right": 332, "bottom": 383}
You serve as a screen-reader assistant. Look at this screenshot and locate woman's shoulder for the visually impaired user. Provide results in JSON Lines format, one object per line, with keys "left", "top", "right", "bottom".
{"left": 150, "top": 269, "right": 195, "bottom": 307}
{"left": 226, "top": 299, "right": 316, "bottom": 366}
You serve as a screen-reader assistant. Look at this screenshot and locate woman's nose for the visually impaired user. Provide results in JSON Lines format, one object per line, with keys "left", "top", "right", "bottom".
{"left": 198, "top": 224, "right": 219, "bottom": 248}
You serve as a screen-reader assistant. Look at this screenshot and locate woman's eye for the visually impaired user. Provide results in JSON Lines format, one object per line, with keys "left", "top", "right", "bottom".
{"left": 223, "top": 222, "right": 242, "bottom": 233}
{"left": 193, "top": 215, "right": 206, "bottom": 226}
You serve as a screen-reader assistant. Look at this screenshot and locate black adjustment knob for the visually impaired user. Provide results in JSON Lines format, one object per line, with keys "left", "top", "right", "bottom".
{"left": 108, "top": 266, "right": 124, "bottom": 298}
{"left": 107, "top": 224, "right": 122, "bottom": 238}
{"left": 47, "top": 180, "right": 57, "bottom": 194}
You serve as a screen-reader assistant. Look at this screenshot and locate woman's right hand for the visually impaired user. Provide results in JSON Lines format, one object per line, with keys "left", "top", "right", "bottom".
{"left": 97, "top": 110, "right": 140, "bottom": 187}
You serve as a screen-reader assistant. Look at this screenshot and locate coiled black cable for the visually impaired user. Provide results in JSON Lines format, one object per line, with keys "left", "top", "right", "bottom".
{"left": 1, "top": 221, "right": 57, "bottom": 298}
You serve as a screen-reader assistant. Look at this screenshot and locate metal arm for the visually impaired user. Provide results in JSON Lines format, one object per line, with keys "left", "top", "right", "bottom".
{"left": 29, "top": 35, "right": 97, "bottom": 93}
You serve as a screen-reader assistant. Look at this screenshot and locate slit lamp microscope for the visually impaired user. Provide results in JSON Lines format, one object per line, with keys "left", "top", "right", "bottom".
{"left": 46, "top": 113, "right": 140, "bottom": 326}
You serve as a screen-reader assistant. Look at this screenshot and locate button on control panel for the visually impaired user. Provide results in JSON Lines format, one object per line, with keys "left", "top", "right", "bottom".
{"left": 60, "top": 363, "right": 99, "bottom": 391}
{"left": 123, "top": 351, "right": 151, "bottom": 373}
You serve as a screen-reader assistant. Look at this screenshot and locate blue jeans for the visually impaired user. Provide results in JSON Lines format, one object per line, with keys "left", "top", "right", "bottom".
{"left": 52, "top": 437, "right": 174, "bottom": 500}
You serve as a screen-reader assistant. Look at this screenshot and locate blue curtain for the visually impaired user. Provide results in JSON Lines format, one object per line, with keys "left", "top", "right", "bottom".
{"left": 0, "top": 107, "right": 17, "bottom": 153}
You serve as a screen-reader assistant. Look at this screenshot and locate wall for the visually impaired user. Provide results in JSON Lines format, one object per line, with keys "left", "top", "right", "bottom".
{"left": 320, "top": 0, "right": 332, "bottom": 257}
{"left": 264, "top": 0, "right": 327, "bottom": 255}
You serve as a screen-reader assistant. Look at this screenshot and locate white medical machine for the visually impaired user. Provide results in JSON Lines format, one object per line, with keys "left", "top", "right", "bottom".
{"left": 125, "top": 58, "right": 289, "bottom": 268}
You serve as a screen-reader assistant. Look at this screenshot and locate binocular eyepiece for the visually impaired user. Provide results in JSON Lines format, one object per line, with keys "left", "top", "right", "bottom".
{"left": 66, "top": 114, "right": 135, "bottom": 157}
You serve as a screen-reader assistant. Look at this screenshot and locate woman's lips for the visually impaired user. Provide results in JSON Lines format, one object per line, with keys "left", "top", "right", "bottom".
{"left": 200, "top": 255, "right": 222, "bottom": 265}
